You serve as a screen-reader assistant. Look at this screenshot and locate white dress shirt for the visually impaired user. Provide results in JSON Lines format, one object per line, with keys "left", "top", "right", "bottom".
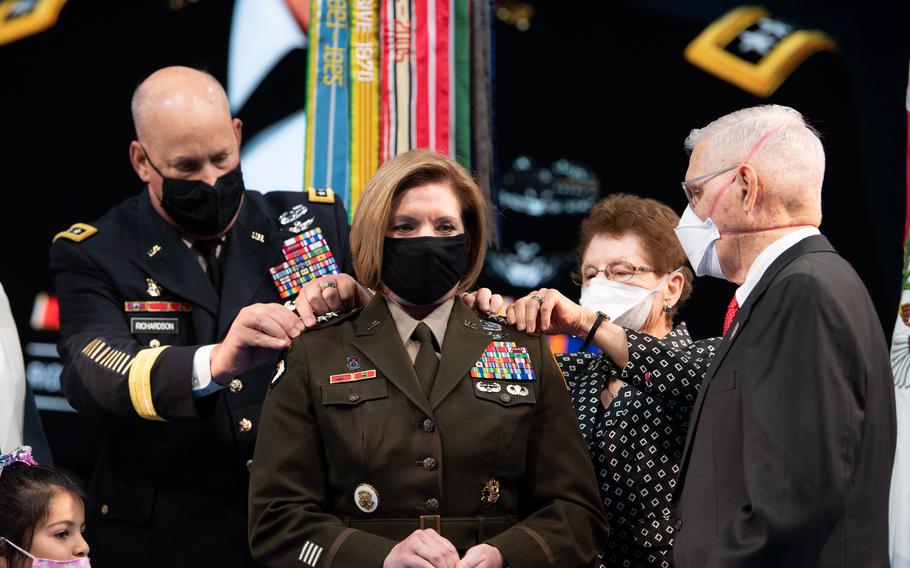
{"left": 735, "top": 226, "right": 821, "bottom": 306}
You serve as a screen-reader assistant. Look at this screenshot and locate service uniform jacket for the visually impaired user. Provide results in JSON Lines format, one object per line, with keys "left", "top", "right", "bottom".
{"left": 48, "top": 188, "right": 352, "bottom": 567}
{"left": 673, "top": 236, "right": 896, "bottom": 567}
{"left": 249, "top": 297, "right": 608, "bottom": 567}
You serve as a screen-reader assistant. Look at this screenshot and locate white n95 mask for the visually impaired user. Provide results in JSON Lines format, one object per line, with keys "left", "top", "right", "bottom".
{"left": 579, "top": 273, "right": 671, "bottom": 331}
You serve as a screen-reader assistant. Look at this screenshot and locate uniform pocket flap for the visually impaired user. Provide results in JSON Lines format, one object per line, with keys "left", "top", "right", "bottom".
{"left": 321, "top": 378, "right": 389, "bottom": 406}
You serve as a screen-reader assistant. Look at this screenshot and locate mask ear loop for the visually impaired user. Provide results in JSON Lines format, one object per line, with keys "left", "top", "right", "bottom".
{"left": 708, "top": 126, "right": 784, "bottom": 221}
{"left": 0, "top": 537, "right": 37, "bottom": 560}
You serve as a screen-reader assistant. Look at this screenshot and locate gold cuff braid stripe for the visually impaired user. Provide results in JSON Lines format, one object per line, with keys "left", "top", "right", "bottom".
{"left": 128, "top": 346, "right": 169, "bottom": 421}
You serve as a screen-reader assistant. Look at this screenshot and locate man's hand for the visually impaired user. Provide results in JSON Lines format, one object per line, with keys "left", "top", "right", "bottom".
{"left": 456, "top": 544, "right": 503, "bottom": 568}
{"left": 294, "top": 274, "right": 373, "bottom": 328}
{"left": 383, "top": 529, "right": 460, "bottom": 568}
{"left": 506, "top": 287, "right": 592, "bottom": 335}
{"left": 460, "top": 288, "right": 504, "bottom": 315}
{"left": 209, "top": 303, "right": 305, "bottom": 384}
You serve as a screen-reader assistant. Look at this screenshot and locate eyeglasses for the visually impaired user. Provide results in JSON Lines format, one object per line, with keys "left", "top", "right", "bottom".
{"left": 680, "top": 164, "right": 740, "bottom": 206}
{"left": 571, "top": 261, "right": 654, "bottom": 286}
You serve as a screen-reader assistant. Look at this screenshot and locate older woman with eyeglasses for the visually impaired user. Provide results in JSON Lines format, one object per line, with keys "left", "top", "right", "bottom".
{"left": 506, "top": 193, "right": 721, "bottom": 568}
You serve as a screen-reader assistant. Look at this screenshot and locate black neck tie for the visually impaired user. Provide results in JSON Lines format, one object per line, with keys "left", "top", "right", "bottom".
{"left": 412, "top": 322, "right": 439, "bottom": 396}
{"left": 193, "top": 239, "right": 223, "bottom": 294}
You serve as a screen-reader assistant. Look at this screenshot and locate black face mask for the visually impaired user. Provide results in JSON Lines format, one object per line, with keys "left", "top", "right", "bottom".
{"left": 381, "top": 234, "right": 469, "bottom": 306}
{"left": 143, "top": 147, "right": 245, "bottom": 236}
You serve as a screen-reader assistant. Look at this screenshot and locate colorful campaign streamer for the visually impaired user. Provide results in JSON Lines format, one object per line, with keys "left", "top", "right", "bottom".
{"left": 305, "top": 0, "right": 352, "bottom": 212}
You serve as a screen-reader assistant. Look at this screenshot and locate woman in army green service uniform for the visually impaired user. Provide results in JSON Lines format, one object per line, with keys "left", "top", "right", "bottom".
{"left": 248, "top": 149, "right": 607, "bottom": 568}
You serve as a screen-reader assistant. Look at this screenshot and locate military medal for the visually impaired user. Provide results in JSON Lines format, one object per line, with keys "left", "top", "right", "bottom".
{"left": 354, "top": 483, "right": 379, "bottom": 513}
{"left": 269, "top": 227, "right": 340, "bottom": 299}
{"left": 481, "top": 479, "right": 500, "bottom": 505}
{"left": 470, "top": 341, "right": 536, "bottom": 381}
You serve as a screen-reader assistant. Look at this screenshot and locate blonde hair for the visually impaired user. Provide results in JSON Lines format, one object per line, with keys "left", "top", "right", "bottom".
{"left": 351, "top": 148, "right": 488, "bottom": 293}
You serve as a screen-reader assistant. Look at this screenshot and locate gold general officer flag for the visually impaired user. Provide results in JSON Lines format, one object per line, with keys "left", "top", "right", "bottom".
{"left": 305, "top": 0, "right": 493, "bottom": 219}
{"left": 889, "top": 60, "right": 910, "bottom": 568}
{"left": 0, "top": 0, "right": 68, "bottom": 46}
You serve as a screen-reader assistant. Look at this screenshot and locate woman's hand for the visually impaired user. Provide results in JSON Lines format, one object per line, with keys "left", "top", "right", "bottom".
{"left": 457, "top": 544, "right": 503, "bottom": 568}
{"left": 294, "top": 273, "right": 373, "bottom": 328}
{"left": 460, "top": 288, "right": 504, "bottom": 315}
{"left": 383, "top": 529, "right": 460, "bottom": 568}
{"left": 506, "top": 288, "right": 595, "bottom": 336}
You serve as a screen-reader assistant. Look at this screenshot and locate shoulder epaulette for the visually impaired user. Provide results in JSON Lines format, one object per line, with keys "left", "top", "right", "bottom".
{"left": 53, "top": 223, "right": 98, "bottom": 244}
{"left": 684, "top": 6, "right": 836, "bottom": 98}
{"left": 307, "top": 187, "right": 336, "bottom": 204}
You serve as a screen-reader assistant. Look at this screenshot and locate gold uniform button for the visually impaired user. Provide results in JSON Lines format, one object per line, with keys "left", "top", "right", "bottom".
{"left": 100, "top": 504, "right": 110, "bottom": 515}
{"left": 149, "top": 339, "right": 161, "bottom": 348}
{"left": 422, "top": 418, "right": 435, "bottom": 432}
{"left": 238, "top": 418, "right": 253, "bottom": 433}
{"left": 425, "top": 498, "right": 440, "bottom": 512}
{"left": 229, "top": 379, "right": 243, "bottom": 393}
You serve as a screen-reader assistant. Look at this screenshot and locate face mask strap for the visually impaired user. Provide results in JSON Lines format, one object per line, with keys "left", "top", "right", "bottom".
{"left": 0, "top": 537, "right": 36, "bottom": 560}
{"left": 708, "top": 126, "right": 784, "bottom": 220}
{"left": 139, "top": 144, "right": 168, "bottom": 179}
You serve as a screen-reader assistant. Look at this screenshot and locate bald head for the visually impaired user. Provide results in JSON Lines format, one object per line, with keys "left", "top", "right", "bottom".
{"left": 131, "top": 66, "right": 232, "bottom": 146}
{"left": 128, "top": 66, "right": 244, "bottom": 237}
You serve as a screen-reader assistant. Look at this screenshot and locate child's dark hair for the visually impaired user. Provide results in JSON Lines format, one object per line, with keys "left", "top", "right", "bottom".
{"left": 0, "top": 462, "right": 86, "bottom": 565}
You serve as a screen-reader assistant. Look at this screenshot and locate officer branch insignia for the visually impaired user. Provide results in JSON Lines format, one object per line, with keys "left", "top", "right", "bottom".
{"left": 354, "top": 483, "right": 379, "bottom": 513}
{"left": 470, "top": 341, "right": 536, "bottom": 381}
{"left": 684, "top": 6, "right": 835, "bottom": 97}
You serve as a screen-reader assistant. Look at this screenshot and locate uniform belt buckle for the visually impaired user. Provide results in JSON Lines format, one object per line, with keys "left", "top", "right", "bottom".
{"left": 419, "top": 514, "right": 442, "bottom": 533}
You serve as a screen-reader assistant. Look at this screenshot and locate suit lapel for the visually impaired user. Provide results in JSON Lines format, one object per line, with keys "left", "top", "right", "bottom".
{"left": 130, "top": 190, "right": 220, "bottom": 341}
{"left": 350, "top": 297, "right": 434, "bottom": 418}
{"left": 429, "top": 301, "right": 493, "bottom": 409}
{"left": 216, "top": 195, "right": 285, "bottom": 338}
{"left": 675, "top": 235, "right": 836, "bottom": 500}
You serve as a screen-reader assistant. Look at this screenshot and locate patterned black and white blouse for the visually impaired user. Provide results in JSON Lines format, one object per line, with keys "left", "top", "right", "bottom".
{"left": 557, "top": 322, "right": 720, "bottom": 568}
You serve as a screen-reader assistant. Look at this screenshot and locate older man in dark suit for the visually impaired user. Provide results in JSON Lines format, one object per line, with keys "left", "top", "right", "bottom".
{"left": 671, "top": 104, "right": 896, "bottom": 567}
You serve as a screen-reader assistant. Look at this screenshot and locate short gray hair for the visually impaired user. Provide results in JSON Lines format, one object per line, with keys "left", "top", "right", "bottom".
{"left": 685, "top": 105, "right": 825, "bottom": 214}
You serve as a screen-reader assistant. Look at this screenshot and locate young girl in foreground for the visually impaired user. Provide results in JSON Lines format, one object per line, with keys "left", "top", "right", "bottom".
{"left": 0, "top": 447, "right": 90, "bottom": 568}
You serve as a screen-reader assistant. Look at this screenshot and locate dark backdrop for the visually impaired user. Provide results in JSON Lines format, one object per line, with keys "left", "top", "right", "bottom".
{"left": 1, "top": 0, "right": 907, "bottom": 475}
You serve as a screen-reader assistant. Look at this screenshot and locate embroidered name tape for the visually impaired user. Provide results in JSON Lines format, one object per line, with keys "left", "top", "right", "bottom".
{"left": 470, "top": 341, "right": 536, "bottom": 381}
{"left": 130, "top": 318, "right": 178, "bottom": 334}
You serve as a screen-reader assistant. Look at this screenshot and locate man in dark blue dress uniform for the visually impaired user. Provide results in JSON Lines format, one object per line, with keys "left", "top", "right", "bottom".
{"left": 49, "top": 66, "right": 353, "bottom": 567}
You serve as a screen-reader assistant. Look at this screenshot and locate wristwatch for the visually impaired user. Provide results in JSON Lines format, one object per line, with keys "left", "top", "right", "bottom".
{"left": 579, "top": 311, "right": 609, "bottom": 352}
